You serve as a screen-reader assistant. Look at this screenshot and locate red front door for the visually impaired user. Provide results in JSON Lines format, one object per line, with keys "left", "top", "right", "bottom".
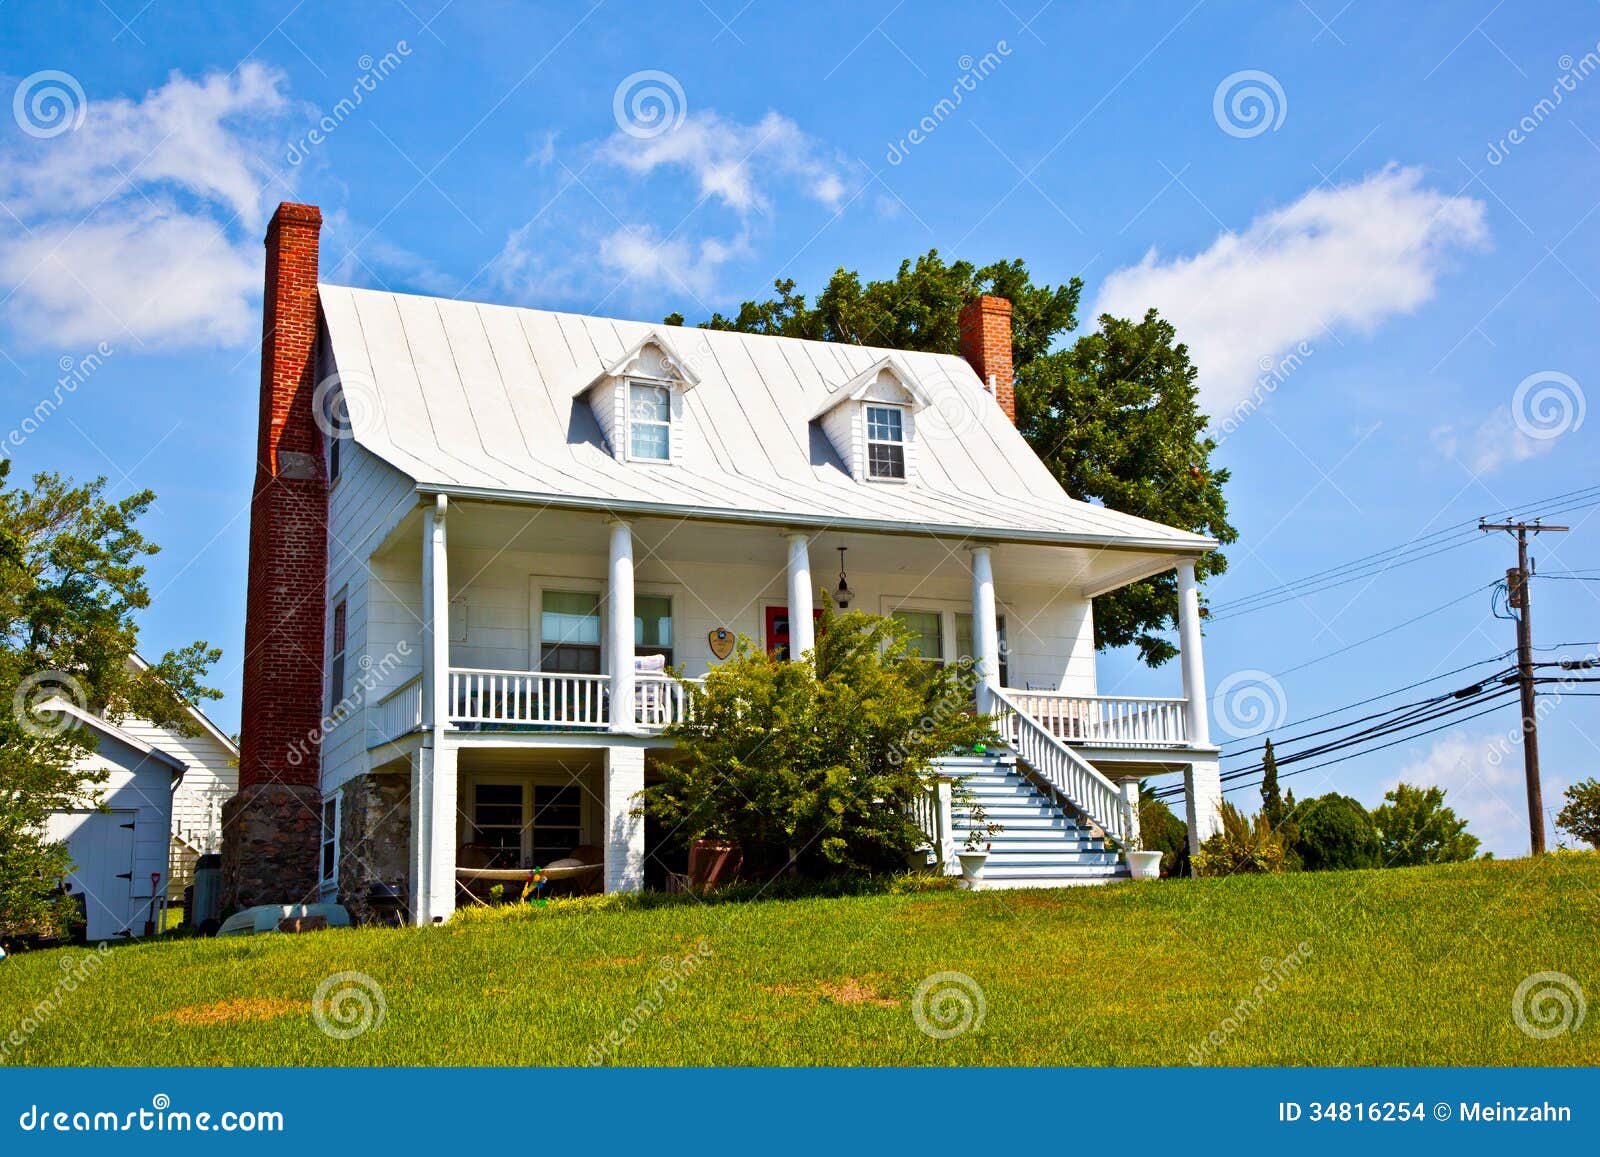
{"left": 765, "top": 606, "right": 823, "bottom": 660}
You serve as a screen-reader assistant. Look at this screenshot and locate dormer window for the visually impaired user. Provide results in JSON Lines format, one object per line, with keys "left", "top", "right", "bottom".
{"left": 629, "top": 382, "right": 672, "bottom": 461}
{"left": 866, "top": 405, "right": 906, "bottom": 479}
{"left": 575, "top": 329, "right": 700, "bottom": 467}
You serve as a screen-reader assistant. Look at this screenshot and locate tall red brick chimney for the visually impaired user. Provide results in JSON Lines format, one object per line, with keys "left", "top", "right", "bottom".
{"left": 959, "top": 294, "right": 1015, "bottom": 423}
{"left": 221, "top": 202, "right": 328, "bottom": 911}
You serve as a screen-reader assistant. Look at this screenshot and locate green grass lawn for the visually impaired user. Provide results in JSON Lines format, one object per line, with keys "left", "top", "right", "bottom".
{"left": 2, "top": 855, "right": 1596, "bottom": 1066}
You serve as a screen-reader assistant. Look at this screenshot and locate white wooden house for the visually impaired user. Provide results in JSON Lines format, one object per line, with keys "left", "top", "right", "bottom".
{"left": 224, "top": 203, "right": 1224, "bottom": 923}
{"left": 37, "top": 661, "right": 237, "bottom": 940}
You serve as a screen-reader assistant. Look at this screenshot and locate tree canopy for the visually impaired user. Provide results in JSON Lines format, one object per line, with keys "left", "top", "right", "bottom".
{"left": 668, "top": 251, "right": 1235, "bottom": 666}
{"left": 1, "top": 464, "right": 221, "bottom": 939}
{"left": 1370, "top": 782, "right": 1479, "bottom": 866}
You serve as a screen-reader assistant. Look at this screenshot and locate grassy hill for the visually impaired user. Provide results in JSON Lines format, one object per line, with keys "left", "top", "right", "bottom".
{"left": 1, "top": 854, "right": 1595, "bottom": 1066}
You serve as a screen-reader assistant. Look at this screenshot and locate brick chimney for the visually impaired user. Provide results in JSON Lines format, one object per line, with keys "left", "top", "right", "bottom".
{"left": 959, "top": 294, "right": 1015, "bottom": 423}
{"left": 221, "top": 202, "right": 328, "bottom": 911}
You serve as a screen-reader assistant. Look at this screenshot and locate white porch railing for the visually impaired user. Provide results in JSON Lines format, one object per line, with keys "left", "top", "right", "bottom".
{"left": 907, "top": 779, "right": 957, "bottom": 874}
{"left": 1006, "top": 691, "right": 1189, "bottom": 748}
{"left": 449, "top": 668, "right": 610, "bottom": 728}
{"left": 369, "top": 674, "right": 423, "bottom": 746}
{"left": 634, "top": 673, "right": 700, "bottom": 729}
{"left": 992, "top": 688, "right": 1131, "bottom": 847}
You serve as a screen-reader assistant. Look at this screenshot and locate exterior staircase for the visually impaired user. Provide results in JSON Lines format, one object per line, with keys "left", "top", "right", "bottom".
{"left": 938, "top": 752, "right": 1129, "bottom": 888}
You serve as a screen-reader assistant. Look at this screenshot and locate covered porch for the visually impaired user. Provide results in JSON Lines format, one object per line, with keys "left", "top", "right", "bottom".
{"left": 361, "top": 495, "right": 1220, "bottom": 922}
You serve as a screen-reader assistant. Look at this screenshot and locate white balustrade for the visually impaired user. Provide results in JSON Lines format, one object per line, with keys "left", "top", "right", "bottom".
{"left": 369, "top": 674, "right": 423, "bottom": 746}
{"left": 991, "top": 688, "right": 1131, "bottom": 847}
{"left": 1007, "top": 691, "right": 1189, "bottom": 748}
{"left": 449, "top": 668, "right": 610, "bottom": 728}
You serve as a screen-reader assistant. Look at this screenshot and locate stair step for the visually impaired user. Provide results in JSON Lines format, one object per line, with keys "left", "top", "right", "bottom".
{"left": 968, "top": 838, "right": 1105, "bottom": 853}
{"left": 984, "top": 853, "right": 1122, "bottom": 869}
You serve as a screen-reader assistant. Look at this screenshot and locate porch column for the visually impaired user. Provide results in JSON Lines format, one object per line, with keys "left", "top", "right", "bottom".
{"left": 785, "top": 532, "right": 815, "bottom": 660}
{"left": 608, "top": 519, "right": 636, "bottom": 733}
{"left": 970, "top": 546, "right": 1001, "bottom": 713}
{"left": 1175, "top": 561, "right": 1210, "bottom": 746}
{"left": 604, "top": 746, "right": 646, "bottom": 893}
{"left": 415, "top": 494, "right": 456, "bottom": 924}
{"left": 1184, "top": 760, "right": 1224, "bottom": 853}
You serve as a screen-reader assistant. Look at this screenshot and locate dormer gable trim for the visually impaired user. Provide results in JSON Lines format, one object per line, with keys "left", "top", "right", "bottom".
{"left": 575, "top": 329, "right": 701, "bottom": 399}
{"left": 810, "top": 356, "right": 930, "bottom": 421}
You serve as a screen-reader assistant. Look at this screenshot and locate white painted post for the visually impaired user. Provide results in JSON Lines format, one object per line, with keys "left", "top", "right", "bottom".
{"left": 1184, "top": 759, "right": 1224, "bottom": 853}
{"left": 608, "top": 519, "right": 636, "bottom": 732}
{"left": 970, "top": 546, "right": 1001, "bottom": 713}
{"left": 936, "top": 778, "right": 958, "bottom": 876}
{"left": 785, "top": 532, "right": 815, "bottom": 660}
{"left": 1175, "top": 560, "right": 1211, "bottom": 746}
{"left": 1118, "top": 777, "right": 1142, "bottom": 851}
{"left": 604, "top": 746, "right": 646, "bottom": 892}
{"left": 413, "top": 495, "right": 453, "bottom": 925}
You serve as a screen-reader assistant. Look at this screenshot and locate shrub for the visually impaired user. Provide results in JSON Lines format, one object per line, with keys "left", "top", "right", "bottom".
{"left": 1556, "top": 778, "right": 1600, "bottom": 850}
{"left": 1192, "top": 801, "right": 1288, "bottom": 876}
{"left": 638, "top": 604, "right": 994, "bottom": 876}
{"left": 1138, "top": 784, "right": 1189, "bottom": 876}
{"left": 1294, "top": 793, "right": 1381, "bottom": 871}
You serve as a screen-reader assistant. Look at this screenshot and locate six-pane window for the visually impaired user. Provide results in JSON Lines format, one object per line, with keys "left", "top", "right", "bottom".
{"left": 471, "top": 784, "right": 525, "bottom": 867}
{"left": 541, "top": 590, "right": 601, "bottom": 674}
{"left": 865, "top": 405, "right": 906, "bottom": 479}
{"left": 629, "top": 383, "right": 671, "bottom": 461}
{"left": 893, "top": 609, "right": 943, "bottom": 661}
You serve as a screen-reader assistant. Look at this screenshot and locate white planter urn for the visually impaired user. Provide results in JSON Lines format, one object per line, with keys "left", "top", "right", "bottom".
{"left": 1127, "top": 850, "right": 1163, "bottom": 880}
{"left": 957, "top": 850, "right": 990, "bottom": 883}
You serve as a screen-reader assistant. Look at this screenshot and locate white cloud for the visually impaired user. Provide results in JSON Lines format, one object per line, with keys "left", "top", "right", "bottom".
{"left": 1095, "top": 165, "right": 1488, "bottom": 416}
{"left": 1431, "top": 407, "right": 1556, "bottom": 475}
{"left": 0, "top": 64, "right": 292, "bottom": 349}
{"left": 595, "top": 110, "right": 856, "bottom": 216}
{"left": 1390, "top": 729, "right": 1561, "bottom": 857}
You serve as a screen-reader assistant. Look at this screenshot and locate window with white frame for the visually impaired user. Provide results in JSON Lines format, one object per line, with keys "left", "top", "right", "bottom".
{"left": 893, "top": 609, "right": 943, "bottom": 661}
{"left": 329, "top": 597, "right": 347, "bottom": 713}
{"left": 635, "top": 593, "right": 674, "bottom": 665}
{"left": 320, "top": 792, "right": 341, "bottom": 892}
{"left": 540, "top": 589, "right": 602, "bottom": 674}
{"left": 865, "top": 405, "right": 906, "bottom": 479}
{"left": 956, "top": 612, "right": 1009, "bottom": 686}
{"left": 629, "top": 382, "right": 672, "bottom": 461}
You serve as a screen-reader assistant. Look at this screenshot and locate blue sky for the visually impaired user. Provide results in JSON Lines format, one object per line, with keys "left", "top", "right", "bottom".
{"left": 3, "top": 1, "right": 1598, "bottom": 856}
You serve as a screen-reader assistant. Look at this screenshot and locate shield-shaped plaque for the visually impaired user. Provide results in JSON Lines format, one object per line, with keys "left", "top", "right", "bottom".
{"left": 708, "top": 627, "right": 734, "bottom": 660}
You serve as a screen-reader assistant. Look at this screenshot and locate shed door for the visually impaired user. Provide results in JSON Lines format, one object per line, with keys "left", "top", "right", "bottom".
{"left": 47, "top": 809, "right": 137, "bottom": 940}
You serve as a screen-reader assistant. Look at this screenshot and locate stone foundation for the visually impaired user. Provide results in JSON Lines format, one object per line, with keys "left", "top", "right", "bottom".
{"left": 336, "top": 772, "right": 413, "bottom": 925}
{"left": 220, "top": 782, "right": 322, "bottom": 912}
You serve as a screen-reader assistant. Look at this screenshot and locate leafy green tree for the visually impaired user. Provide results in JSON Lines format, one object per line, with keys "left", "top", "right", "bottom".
{"left": 1, "top": 465, "right": 221, "bottom": 939}
{"left": 1260, "top": 739, "right": 1283, "bottom": 824}
{"left": 1555, "top": 778, "right": 1600, "bottom": 850}
{"left": 1138, "top": 782, "right": 1188, "bottom": 876}
{"left": 668, "top": 252, "right": 1236, "bottom": 667}
{"left": 640, "top": 604, "right": 994, "bottom": 876}
{"left": 1293, "top": 793, "right": 1382, "bottom": 871}
{"left": 1370, "top": 782, "right": 1479, "bottom": 866}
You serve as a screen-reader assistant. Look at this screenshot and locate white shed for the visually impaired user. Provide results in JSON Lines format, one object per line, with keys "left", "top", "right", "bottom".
{"left": 38, "top": 698, "right": 186, "bottom": 941}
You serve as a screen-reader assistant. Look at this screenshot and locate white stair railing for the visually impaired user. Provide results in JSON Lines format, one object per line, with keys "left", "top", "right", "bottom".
{"left": 991, "top": 687, "right": 1131, "bottom": 847}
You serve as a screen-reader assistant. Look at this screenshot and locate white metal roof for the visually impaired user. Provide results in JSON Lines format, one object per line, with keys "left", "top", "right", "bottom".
{"left": 318, "top": 285, "right": 1214, "bottom": 552}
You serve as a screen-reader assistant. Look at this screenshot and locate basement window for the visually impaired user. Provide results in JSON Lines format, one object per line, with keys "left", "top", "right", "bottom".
{"left": 865, "top": 405, "right": 906, "bottom": 480}
{"left": 320, "top": 792, "right": 341, "bottom": 896}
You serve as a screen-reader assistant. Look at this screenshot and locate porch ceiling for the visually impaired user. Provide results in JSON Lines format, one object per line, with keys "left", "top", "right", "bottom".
{"left": 375, "top": 501, "right": 1187, "bottom": 594}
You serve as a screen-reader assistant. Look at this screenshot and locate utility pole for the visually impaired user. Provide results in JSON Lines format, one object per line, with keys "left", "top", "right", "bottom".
{"left": 1479, "top": 519, "right": 1568, "bottom": 855}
